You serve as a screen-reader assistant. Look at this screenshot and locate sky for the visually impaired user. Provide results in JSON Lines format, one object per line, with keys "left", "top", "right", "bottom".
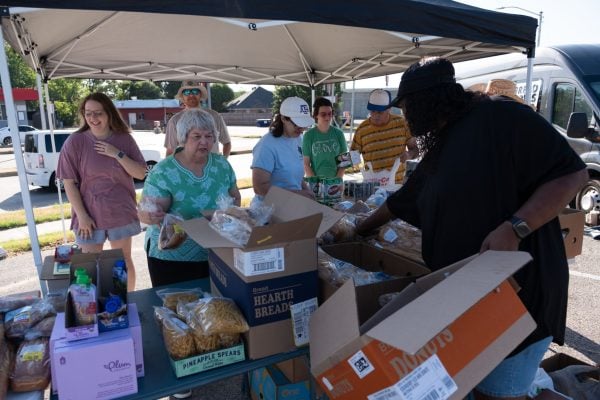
{"left": 230, "top": 0, "right": 599, "bottom": 92}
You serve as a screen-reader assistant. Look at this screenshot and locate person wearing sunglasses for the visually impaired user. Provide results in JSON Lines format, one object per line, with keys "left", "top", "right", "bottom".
{"left": 251, "top": 97, "right": 315, "bottom": 200}
{"left": 164, "top": 80, "right": 231, "bottom": 158}
{"left": 302, "top": 97, "right": 347, "bottom": 178}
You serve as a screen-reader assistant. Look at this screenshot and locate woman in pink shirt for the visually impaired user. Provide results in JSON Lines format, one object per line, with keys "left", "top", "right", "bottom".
{"left": 57, "top": 93, "right": 147, "bottom": 291}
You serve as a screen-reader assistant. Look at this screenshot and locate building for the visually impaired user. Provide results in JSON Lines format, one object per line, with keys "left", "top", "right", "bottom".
{"left": 0, "top": 88, "right": 39, "bottom": 127}
{"left": 114, "top": 99, "right": 183, "bottom": 130}
{"left": 223, "top": 87, "right": 273, "bottom": 126}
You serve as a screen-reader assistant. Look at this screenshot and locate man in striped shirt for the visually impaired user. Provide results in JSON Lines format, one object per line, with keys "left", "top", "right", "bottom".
{"left": 351, "top": 89, "right": 418, "bottom": 184}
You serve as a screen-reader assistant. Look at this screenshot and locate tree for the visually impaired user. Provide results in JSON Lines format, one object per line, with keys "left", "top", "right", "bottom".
{"left": 271, "top": 85, "right": 327, "bottom": 114}
{"left": 48, "top": 79, "right": 85, "bottom": 127}
{"left": 159, "top": 81, "right": 181, "bottom": 99}
{"left": 85, "top": 79, "right": 125, "bottom": 99}
{"left": 4, "top": 42, "right": 36, "bottom": 89}
{"left": 121, "top": 81, "right": 163, "bottom": 99}
{"left": 209, "top": 83, "right": 234, "bottom": 112}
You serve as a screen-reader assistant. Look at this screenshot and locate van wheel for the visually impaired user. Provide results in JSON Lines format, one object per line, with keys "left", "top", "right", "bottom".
{"left": 575, "top": 179, "right": 600, "bottom": 223}
{"left": 134, "top": 161, "right": 157, "bottom": 183}
{"left": 2, "top": 137, "right": 11, "bottom": 146}
{"left": 46, "top": 172, "right": 64, "bottom": 192}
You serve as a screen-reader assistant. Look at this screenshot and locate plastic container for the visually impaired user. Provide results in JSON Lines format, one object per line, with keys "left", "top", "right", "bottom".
{"left": 112, "top": 259, "right": 128, "bottom": 296}
{"left": 69, "top": 272, "right": 97, "bottom": 326}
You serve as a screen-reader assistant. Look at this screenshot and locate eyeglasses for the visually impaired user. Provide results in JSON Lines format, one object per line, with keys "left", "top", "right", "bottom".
{"left": 286, "top": 117, "right": 299, "bottom": 128}
{"left": 182, "top": 88, "right": 201, "bottom": 96}
{"left": 84, "top": 110, "right": 105, "bottom": 118}
{"left": 318, "top": 112, "right": 333, "bottom": 117}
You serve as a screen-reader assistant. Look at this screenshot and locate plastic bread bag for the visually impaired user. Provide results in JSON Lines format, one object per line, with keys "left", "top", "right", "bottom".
{"left": 0, "top": 341, "right": 13, "bottom": 400}
{"left": 10, "top": 338, "right": 51, "bottom": 392}
{"left": 209, "top": 207, "right": 255, "bottom": 246}
{"left": 186, "top": 297, "right": 249, "bottom": 336}
{"left": 158, "top": 213, "right": 187, "bottom": 250}
{"left": 5, "top": 300, "right": 56, "bottom": 340}
{"left": 23, "top": 316, "right": 57, "bottom": 340}
{"left": 153, "top": 306, "right": 180, "bottom": 329}
{"left": 321, "top": 214, "right": 359, "bottom": 244}
{"left": 0, "top": 292, "right": 40, "bottom": 313}
{"left": 365, "top": 187, "right": 390, "bottom": 208}
{"left": 161, "top": 316, "right": 196, "bottom": 360}
{"left": 137, "top": 195, "right": 161, "bottom": 213}
{"left": 317, "top": 247, "right": 394, "bottom": 288}
{"left": 155, "top": 287, "right": 203, "bottom": 311}
{"left": 45, "top": 290, "right": 66, "bottom": 313}
{"left": 247, "top": 197, "right": 274, "bottom": 227}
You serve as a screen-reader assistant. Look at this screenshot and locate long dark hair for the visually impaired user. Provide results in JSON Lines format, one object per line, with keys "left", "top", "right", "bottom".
{"left": 75, "top": 92, "right": 131, "bottom": 134}
{"left": 269, "top": 114, "right": 286, "bottom": 137}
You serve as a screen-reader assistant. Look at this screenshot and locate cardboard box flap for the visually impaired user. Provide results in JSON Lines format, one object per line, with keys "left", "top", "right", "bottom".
{"left": 246, "top": 213, "right": 322, "bottom": 247}
{"left": 182, "top": 217, "right": 240, "bottom": 248}
{"left": 310, "top": 280, "right": 361, "bottom": 371}
{"left": 263, "top": 186, "right": 344, "bottom": 237}
{"left": 366, "top": 250, "right": 532, "bottom": 355}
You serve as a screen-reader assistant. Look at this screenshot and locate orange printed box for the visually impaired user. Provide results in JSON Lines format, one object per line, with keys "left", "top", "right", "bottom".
{"left": 310, "top": 251, "right": 537, "bottom": 400}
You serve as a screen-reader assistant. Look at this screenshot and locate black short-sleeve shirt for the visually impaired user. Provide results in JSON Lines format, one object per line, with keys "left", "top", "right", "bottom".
{"left": 387, "top": 98, "right": 586, "bottom": 352}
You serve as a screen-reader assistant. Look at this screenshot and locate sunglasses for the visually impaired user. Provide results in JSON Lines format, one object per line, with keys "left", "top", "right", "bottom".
{"left": 182, "top": 88, "right": 201, "bottom": 96}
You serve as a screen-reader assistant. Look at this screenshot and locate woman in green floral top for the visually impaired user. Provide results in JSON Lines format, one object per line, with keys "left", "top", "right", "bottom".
{"left": 138, "top": 109, "right": 240, "bottom": 286}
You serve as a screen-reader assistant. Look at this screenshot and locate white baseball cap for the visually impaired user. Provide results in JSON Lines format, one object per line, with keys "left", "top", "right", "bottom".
{"left": 279, "top": 97, "right": 314, "bottom": 128}
{"left": 367, "top": 89, "right": 392, "bottom": 111}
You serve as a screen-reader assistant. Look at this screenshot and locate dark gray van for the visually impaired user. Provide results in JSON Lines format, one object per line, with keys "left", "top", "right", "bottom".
{"left": 457, "top": 45, "right": 600, "bottom": 223}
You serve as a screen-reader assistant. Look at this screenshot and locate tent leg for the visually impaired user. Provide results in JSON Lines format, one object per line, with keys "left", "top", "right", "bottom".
{"left": 350, "top": 80, "right": 356, "bottom": 134}
{"left": 36, "top": 74, "right": 47, "bottom": 129}
{"left": 0, "top": 26, "right": 45, "bottom": 294}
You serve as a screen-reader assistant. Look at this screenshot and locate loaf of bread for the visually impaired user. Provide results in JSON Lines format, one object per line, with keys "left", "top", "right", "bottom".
{"left": 10, "top": 338, "right": 50, "bottom": 392}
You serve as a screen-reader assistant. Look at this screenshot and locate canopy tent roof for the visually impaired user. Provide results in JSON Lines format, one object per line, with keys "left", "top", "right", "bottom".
{"left": 0, "top": 0, "right": 537, "bottom": 87}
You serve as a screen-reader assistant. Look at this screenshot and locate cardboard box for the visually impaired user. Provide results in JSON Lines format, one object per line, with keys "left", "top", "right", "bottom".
{"left": 250, "top": 362, "right": 310, "bottom": 400}
{"left": 310, "top": 251, "right": 537, "bottom": 400}
{"left": 558, "top": 208, "right": 585, "bottom": 259}
{"left": 319, "top": 242, "right": 430, "bottom": 314}
{"left": 64, "top": 249, "right": 129, "bottom": 340}
{"left": 50, "top": 305, "right": 144, "bottom": 394}
{"left": 169, "top": 342, "right": 245, "bottom": 378}
{"left": 52, "top": 315, "right": 137, "bottom": 399}
{"left": 540, "top": 352, "right": 596, "bottom": 372}
{"left": 182, "top": 186, "right": 343, "bottom": 359}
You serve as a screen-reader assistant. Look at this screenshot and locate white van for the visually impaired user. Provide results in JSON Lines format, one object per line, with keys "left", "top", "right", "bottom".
{"left": 457, "top": 44, "right": 600, "bottom": 222}
{"left": 24, "top": 130, "right": 163, "bottom": 190}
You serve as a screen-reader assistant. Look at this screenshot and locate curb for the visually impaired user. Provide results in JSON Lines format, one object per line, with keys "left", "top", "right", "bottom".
{"left": 0, "top": 169, "right": 17, "bottom": 178}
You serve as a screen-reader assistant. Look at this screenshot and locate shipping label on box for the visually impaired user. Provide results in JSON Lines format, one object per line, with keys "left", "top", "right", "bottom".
{"left": 310, "top": 251, "right": 537, "bottom": 400}
{"left": 209, "top": 251, "right": 318, "bottom": 327}
{"left": 234, "top": 247, "right": 285, "bottom": 276}
{"left": 290, "top": 298, "right": 318, "bottom": 347}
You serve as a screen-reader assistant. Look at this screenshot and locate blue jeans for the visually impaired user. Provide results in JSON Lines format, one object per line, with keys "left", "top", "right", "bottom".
{"left": 470, "top": 336, "right": 552, "bottom": 398}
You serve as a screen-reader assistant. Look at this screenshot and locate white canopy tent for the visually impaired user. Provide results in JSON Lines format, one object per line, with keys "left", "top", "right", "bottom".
{"left": 0, "top": 1, "right": 537, "bottom": 292}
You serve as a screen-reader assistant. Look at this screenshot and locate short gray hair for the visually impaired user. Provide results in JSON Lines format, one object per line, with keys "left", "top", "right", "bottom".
{"left": 175, "top": 108, "right": 219, "bottom": 146}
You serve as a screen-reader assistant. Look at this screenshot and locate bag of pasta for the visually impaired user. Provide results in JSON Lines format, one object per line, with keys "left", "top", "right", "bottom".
{"left": 156, "top": 287, "right": 203, "bottom": 311}
{"left": 161, "top": 316, "right": 196, "bottom": 360}
{"left": 11, "top": 338, "right": 50, "bottom": 392}
{"left": 153, "top": 306, "right": 180, "bottom": 329}
{"left": 186, "top": 297, "right": 249, "bottom": 336}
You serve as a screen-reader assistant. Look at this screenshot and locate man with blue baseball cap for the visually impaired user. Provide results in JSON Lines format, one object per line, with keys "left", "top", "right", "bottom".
{"left": 350, "top": 89, "right": 417, "bottom": 184}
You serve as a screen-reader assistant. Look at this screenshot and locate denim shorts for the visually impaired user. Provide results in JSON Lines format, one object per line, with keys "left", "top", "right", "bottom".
{"left": 474, "top": 336, "right": 552, "bottom": 398}
{"left": 75, "top": 221, "right": 141, "bottom": 245}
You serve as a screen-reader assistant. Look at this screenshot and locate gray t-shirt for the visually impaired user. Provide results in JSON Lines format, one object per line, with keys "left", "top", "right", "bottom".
{"left": 164, "top": 108, "right": 231, "bottom": 153}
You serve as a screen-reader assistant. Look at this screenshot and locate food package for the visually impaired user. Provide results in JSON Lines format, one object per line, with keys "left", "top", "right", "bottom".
{"left": 153, "top": 306, "right": 180, "bottom": 329}
{"left": 320, "top": 213, "right": 370, "bottom": 245}
{"left": 375, "top": 219, "right": 423, "bottom": 263}
{"left": 191, "top": 332, "right": 220, "bottom": 354}
{"left": 161, "top": 316, "right": 196, "bottom": 360}
{"left": 158, "top": 213, "right": 187, "bottom": 250}
{"left": 0, "top": 292, "right": 39, "bottom": 313}
{"left": 218, "top": 333, "right": 241, "bottom": 348}
{"left": 185, "top": 297, "right": 249, "bottom": 336}
{"left": 208, "top": 196, "right": 274, "bottom": 246}
{"left": 156, "top": 287, "right": 203, "bottom": 311}
{"left": 317, "top": 247, "right": 394, "bottom": 288}
{"left": 0, "top": 341, "right": 14, "bottom": 399}
{"left": 10, "top": 338, "right": 50, "bottom": 392}
{"left": 4, "top": 300, "right": 55, "bottom": 340}
{"left": 24, "top": 316, "right": 56, "bottom": 340}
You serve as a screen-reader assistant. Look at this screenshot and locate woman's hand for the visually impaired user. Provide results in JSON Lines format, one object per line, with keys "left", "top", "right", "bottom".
{"left": 480, "top": 221, "right": 520, "bottom": 252}
{"left": 77, "top": 213, "right": 97, "bottom": 239}
{"left": 94, "top": 140, "right": 120, "bottom": 158}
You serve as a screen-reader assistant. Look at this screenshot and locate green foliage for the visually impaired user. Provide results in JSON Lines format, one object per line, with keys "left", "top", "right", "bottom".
{"left": 272, "top": 85, "right": 328, "bottom": 115}
{"left": 159, "top": 81, "right": 181, "bottom": 99}
{"left": 210, "top": 83, "right": 235, "bottom": 112}
{"left": 4, "top": 42, "right": 36, "bottom": 89}
{"left": 84, "top": 79, "right": 125, "bottom": 99}
{"left": 122, "top": 81, "right": 163, "bottom": 99}
{"left": 48, "top": 79, "right": 85, "bottom": 127}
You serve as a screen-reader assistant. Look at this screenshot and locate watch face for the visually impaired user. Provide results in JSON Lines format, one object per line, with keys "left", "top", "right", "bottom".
{"left": 513, "top": 221, "right": 532, "bottom": 239}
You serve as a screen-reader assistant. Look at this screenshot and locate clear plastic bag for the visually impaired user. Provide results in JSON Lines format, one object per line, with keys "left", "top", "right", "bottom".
{"left": 24, "top": 316, "right": 57, "bottom": 340}
{"left": 0, "top": 292, "right": 39, "bottom": 313}
{"left": 317, "top": 248, "right": 394, "bottom": 288}
{"left": 5, "top": 300, "right": 56, "bottom": 340}
{"left": 155, "top": 287, "right": 203, "bottom": 311}
{"left": 185, "top": 297, "right": 249, "bottom": 336}
{"left": 10, "top": 338, "right": 50, "bottom": 392}
{"left": 153, "top": 306, "right": 180, "bottom": 329}
{"left": 209, "top": 196, "right": 274, "bottom": 246}
{"left": 161, "top": 316, "right": 196, "bottom": 360}
{"left": 158, "top": 213, "right": 187, "bottom": 250}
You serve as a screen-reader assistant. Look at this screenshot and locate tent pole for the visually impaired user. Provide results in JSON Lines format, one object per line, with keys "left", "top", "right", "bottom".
{"left": 311, "top": 88, "right": 315, "bottom": 113}
{"left": 350, "top": 79, "right": 356, "bottom": 133}
{"left": 206, "top": 82, "right": 212, "bottom": 109}
{"left": 36, "top": 74, "right": 47, "bottom": 129}
{"left": 0, "top": 27, "right": 44, "bottom": 292}
{"left": 43, "top": 81, "right": 68, "bottom": 242}
{"left": 525, "top": 47, "right": 535, "bottom": 107}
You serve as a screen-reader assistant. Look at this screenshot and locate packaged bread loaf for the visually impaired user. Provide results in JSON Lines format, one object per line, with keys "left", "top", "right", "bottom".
{"left": 159, "top": 214, "right": 187, "bottom": 250}
{"left": 5, "top": 301, "right": 55, "bottom": 340}
{"left": 10, "top": 338, "right": 50, "bottom": 392}
{"left": 161, "top": 316, "right": 196, "bottom": 360}
{"left": 24, "top": 316, "right": 56, "bottom": 340}
{"left": 0, "top": 292, "right": 39, "bottom": 313}
{"left": 0, "top": 341, "right": 14, "bottom": 400}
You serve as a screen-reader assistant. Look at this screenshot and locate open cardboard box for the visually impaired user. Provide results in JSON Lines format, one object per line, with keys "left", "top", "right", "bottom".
{"left": 558, "top": 208, "right": 585, "bottom": 259}
{"left": 182, "top": 186, "right": 344, "bottom": 359}
{"left": 310, "top": 251, "right": 537, "bottom": 400}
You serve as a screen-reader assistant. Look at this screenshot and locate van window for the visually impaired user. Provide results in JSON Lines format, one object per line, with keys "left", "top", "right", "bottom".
{"left": 24, "top": 134, "right": 38, "bottom": 153}
{"left": 552, "top": 83, "right": 594, "bottom": 129}
{"left": 44, "top": 134, "right": 69, "bottom": 153}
